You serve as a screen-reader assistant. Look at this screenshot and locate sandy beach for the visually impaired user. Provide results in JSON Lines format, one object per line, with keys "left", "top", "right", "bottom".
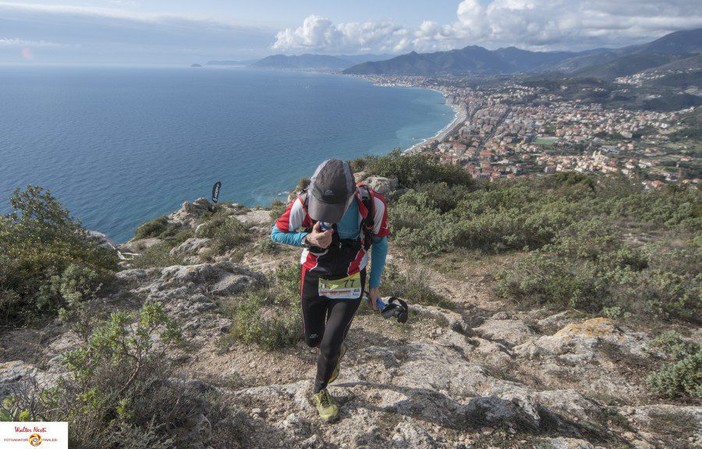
{"left": 404, "top": 98, "right": 467, "bottom": 154}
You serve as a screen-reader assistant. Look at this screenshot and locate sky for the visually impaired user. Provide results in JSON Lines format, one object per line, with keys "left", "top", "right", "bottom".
{"left": 2, "top": 0, "right": 702, "bottom": 64}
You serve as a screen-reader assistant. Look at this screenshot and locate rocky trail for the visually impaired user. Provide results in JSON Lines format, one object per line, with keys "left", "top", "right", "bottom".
{"left": 1, "top": 197, "right": 700, "bottom": 449}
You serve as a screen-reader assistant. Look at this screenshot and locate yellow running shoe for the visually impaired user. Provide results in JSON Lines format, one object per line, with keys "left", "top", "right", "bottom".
{"left": 328, "top": 342, "right": 348, "bottom": 384}
{"left": 312, "top": 388, "right": 339, "bottom": 422}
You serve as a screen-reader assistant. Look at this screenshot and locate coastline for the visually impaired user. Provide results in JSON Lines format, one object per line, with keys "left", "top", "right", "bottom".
{"left": 403, "top": 98, "right": 466, "bottom": 154}
{"left": 345, "top": 74, "right": 466, "bottom": 155}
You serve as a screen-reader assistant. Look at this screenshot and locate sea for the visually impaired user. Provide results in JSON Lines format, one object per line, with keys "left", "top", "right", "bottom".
{"left": 0, "top": 66, "right": 454, "bottom": 242}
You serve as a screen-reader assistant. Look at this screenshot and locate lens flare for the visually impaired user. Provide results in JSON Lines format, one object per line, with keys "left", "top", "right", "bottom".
{"left": 21, "top": 47, "right": 33, "bottom": 60}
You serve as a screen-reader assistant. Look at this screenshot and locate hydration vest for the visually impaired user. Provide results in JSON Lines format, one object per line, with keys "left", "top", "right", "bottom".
{"left": 300, "top": 183, "right": 376, "bottom": 250}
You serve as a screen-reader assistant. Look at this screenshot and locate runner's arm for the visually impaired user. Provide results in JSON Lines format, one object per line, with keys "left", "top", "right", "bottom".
{"left": 271, "top": 225, "right": 308, "bottom": 247}
{"left": 369, "top": 191, "right": 390, "bottom": 289}
{"left": 270, "top": 196, "right": 313, "bottom": 247}
{"left": 369, "top": 235, "right": 388, "bottom": 288}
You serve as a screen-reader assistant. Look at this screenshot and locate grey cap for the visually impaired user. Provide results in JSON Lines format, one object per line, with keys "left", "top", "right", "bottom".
{"left": 308, "top": 159, "right": 355, "bottom": 223}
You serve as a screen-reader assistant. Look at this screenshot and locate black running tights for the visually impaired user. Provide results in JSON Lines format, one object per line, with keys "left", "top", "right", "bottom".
{"left": 301, "top": 269, "right": 365, "bottom": 393}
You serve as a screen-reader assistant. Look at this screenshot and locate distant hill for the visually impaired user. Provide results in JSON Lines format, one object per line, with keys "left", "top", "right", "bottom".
{"left": 252, "top": 54, "right": 351, "bottom": 70}
{"left": 637, "top": 28, "right": 702, "bottom": 54}
{"left": 343, "top": 46, "right": 576, "bottom": 76}
{"left": 641, "top": 54, "right": 702, "bottom": 73}
{"left": 573, "top": 53, "right": 694, "bottom": 79}
{"left": 206, "top": 60, "right": 258, "bottom": 66}
{"left": 563, "top": 28, "right": 702, "bottom": 79}
{"left": 344, "top": 27, "right": 702, "bottom": 77}
{"left": 250, "top": 53, "right": 393, "bottom": 71}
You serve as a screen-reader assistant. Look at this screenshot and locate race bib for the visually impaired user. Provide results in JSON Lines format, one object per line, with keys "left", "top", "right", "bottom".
{"left": 318, "top": 272, "right": 362, "bottom": 299}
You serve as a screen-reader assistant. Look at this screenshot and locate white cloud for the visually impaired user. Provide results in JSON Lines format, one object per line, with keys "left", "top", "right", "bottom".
{"left": 0, "top": 37, "right": 64, "bottom": 48}
{"left": 273, "top": 0, "right": 702, "bottom": 54}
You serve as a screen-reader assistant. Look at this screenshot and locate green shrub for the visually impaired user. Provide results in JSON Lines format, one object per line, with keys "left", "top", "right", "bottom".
{"left": 363, "top": 149, "right": 474, "bottom": 189}
{"left": 381, "top": 263, "right": 452, "bottom": 309}
{"left": 55, "top": 264, "right": 104, "bottom": 341}
{"left": 0, "top": 186, "right": 117, "bottom": 326}
{"left": 648, "top": 332, "right": 699, "bottom": 361}
{"left": 494, "top": 253, "right": 607, "bottom": 311}
{"left": 196, "top": 216, "right": 250, "bottom": 253}
{"left": 648, "top": 350, "right": 702, "bottom": 399}
{"left": 256, "top": 237, "right": 280, "bottom": 255}
{"left": 129, "top": 241, "right": 185, "bottom": 269}
{"left": 0, "top": 303, "right": 241, "bottom": 449}
{"left": 133, "top": 216, "right": 169, "bottom": 240}
{"left": 228, "top": 264, "right": 303, "bottom": 350}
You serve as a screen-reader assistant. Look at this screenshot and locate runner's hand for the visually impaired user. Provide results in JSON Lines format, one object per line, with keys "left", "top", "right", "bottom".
{"left": 368, "top": 287, "right": 381, "bottom": 311}
{"left": 307, "top": 222, "right": 333, "bottom": 248}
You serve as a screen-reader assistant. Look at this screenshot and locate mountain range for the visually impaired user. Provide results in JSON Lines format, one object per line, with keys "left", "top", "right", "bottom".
{"left": 342, "top": 28, "right": 702, "bottom": 79}
{"left": 204, "top": 28, "right": 702, "bottom": 81}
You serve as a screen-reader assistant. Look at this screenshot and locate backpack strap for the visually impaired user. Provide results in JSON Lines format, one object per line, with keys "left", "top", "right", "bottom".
{"left": 300, "top": 184, "right": 376, "bottom": 249}
{"left": 357, "top": 183, "right": 375, "bottom": 250}
{"left": 299, "top": 189, "right": 313, "bottom": 232}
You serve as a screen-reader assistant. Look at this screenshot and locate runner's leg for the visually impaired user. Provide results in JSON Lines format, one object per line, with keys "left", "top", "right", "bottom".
{"left": 301, "top": 268, "right": 326, "bottom": 348}
{"left": 313, "top": 271, "right": 365, "bottom": 392}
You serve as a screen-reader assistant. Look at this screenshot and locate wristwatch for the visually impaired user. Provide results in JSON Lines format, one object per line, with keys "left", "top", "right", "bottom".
{"left": 301, "top": 234, "right": 311, "bottom": 248}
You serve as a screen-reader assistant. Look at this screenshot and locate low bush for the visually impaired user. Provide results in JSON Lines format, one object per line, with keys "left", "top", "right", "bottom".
{"left": 228, "top": 264, "right": 303, "bottom": 350}
{"left": 363, "top": 149, "right": 475, "bottom": 189}
{"left": 494, "top": 221, "right": 701, "bottom": 323}
{"left": 0, "top": 303, "right": 241, "bottom": 448}
{"left": 381, "top": 263, "right": 452, "bottom": 309}
{"left": 195, "top": 216, "right": 250, "bottom": 253}
{"left": 133, "top": 216, "right": 169, "bottom": 240}
{"left": 0, "top": 186, "right": 118, "bottom": 326}
{"left": 269, "top": 199, "right": 287, "bottom": 221}
{"left": 128, "top": 241, "right": 185, "bottom": 269}
{"left": 648, "top": 350, "right": 702, "bottom": 399}
{"left": 648, "top": 332, "right": 699, "bottom": 361}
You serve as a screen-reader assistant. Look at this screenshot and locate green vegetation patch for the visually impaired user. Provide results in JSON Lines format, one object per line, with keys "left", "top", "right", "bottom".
{"left": 357, "top": 149, "right": 475, "bottom": 191}
{"left": 225, "top": 264, "right": 303, "bottom": 350}
{"left": 646, "top": 332, "right": 702, "bottom": 399}
{"left": 381, "top": 263, "right": 452, "bottom": 309}
{"left": 355, "top": 150, "right": 701, "bottom": 325}
{"left": 0, "top": 186, "right": 118, "bottom": 326}
{"left": 1, "top": 303, "right": 241, "bottom": 448}
{"left": 128, "top": 241, "right": 186, "bottom": 269}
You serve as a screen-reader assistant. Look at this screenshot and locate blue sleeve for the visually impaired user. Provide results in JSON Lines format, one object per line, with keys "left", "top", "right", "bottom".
{"left": 369, "top": 236, "right": 388, "bottom": 289}
{"left": 271, "top": 224, "right": 308, "bottom": 247}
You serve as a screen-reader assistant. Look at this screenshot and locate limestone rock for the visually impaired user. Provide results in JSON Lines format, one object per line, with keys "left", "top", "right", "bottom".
{"left": 0, "top": 361, "right": 51, "bottom": 400}
{"left": 391, "top": 422, "right": 436, "bottom": 448}
{"left": 118, "top": 237, "right": 162, "bottom": 254}
{"left": 514, "top": 318, "right": 647, "bottom": 361}
{"left": 474, "top": 319, "right": 534, "bottom": 346}
{"left": 360, "top": 176, "right": 399, "bottom": 197}
{"left": 534, "top": 437, "right": 597, "bottom": 449}
{"left": 170, "top": 238, "right": 211, "bottom": 257}
{"left": 168, "top": 197, "right": 213, "bottom": 228}
{"left": 118, "top": 261, "right": 263, "bottom": 299}
{"left": 85, "top": 230, "right": 118, "bottom": 251}
{"left": 235, "top": 210, "right": 272, "bottom": 226}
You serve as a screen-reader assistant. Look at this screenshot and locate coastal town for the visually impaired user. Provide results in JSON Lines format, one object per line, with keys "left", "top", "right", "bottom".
{"left": 362, "top": 75, "right": 702, "bottom": 189}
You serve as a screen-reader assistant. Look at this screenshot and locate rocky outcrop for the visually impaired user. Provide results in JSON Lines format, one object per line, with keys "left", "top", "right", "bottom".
{"left": 168, "top": 197, "right": 214, "bottom": 228}
{"left": 169, "top": 237, "right": 211, "bottom": 257}
{"left": 114, "top": 261, "right": 263, "bottom": 345}
{"left": 359, "top": 175, "right": 399, "bottom": 197}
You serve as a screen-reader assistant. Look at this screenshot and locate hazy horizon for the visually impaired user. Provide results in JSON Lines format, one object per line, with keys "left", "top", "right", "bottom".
{"left": 2, "top": 1, "right": 701, "bottom": 65}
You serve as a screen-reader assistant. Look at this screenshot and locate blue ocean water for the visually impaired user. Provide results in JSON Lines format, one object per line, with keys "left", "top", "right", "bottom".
{"left": 0, "top": 66, "right": 453, "bottom": 242}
